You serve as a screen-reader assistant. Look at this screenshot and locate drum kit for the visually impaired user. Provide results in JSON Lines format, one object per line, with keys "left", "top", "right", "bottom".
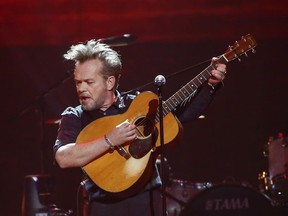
{"left": 258, "top": 133, "right": 288, "bottom": 207}
{"left": 163, "top": 133, "right": 288, "bottom": 216}
{"left": 165, "top": 179, "right": 274, "bottom": 216}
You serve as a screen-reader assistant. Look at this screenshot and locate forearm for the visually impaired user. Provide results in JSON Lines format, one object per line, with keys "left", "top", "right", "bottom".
{"left": 177, "top": 83, "right": 221, "bottom": 123}
{"left": 55, "top": 136, "right": 110, "bottom": 168}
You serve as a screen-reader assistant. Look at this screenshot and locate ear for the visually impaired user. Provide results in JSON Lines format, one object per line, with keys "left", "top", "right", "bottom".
{"left": 106, "top": 76, "right": 116, "bottom": 91}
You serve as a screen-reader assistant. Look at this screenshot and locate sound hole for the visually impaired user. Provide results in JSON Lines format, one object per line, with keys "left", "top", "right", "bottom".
{"left": 129, "top": 117, "right": 156, "bottom": 159}
{"left": 135, "top": 116, "right": 154, "bottom": 138}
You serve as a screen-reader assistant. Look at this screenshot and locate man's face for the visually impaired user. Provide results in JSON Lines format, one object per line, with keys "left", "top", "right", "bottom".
{"left": 74, "top": 58, "right": 112, "bottom": 111}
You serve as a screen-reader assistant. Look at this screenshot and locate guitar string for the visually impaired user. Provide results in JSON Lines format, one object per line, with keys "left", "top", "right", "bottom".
{"left": 134, "top": 117, "right": 154, "bottom": 138}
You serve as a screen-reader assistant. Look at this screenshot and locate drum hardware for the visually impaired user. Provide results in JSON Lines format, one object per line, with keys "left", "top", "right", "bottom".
{"left": 259, "top": 133, "right": 288, "bottom": 206}
{"left": 269, "top": 173, "right": 288, "bottom": 206}
{"left": 258, "top": 171, "right": 271, "bottom": 194}
{"left": 49, "top": 207, "right": 73, "bottom": 216}
{"left": 165, "top": 179, "right": 213, "bottom": 216}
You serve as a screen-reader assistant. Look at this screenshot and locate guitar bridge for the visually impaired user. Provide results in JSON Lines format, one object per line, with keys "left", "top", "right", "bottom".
{"left": 115, "top": 145, "right": 131, "bottom": 160}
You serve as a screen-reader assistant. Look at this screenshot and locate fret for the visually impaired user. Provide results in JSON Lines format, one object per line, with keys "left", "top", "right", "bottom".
{"left": 195, "top": 76, "right": 204, "bottom": 86}
{"left": 163, "top": 108, "right": 169, "bottom": 116}
{"left": 199, "top": 73, "right": 208, "bottom": 81}
{"left": 162, "top": 102, "right": 169, "bottom": 112}
{"left": 178, "top": 87, "right": 190, "bottom": 100}
{"left": 178, "top": 89, "right": 187, "bottom": 99}
{"left": 185, "top": 83, "right": 195, "bottom": 92}
{"left": 155, "top": 115, "right": 159, "bottom": 122}
{"left": 174, "top": 93, "right": 182, "bottom": 103}
{"left": 191, "top": 81, "right": 198, "bottom": 88}
{"left": 164, "top": 100, "right": 174, "bottom": 111}
{"left": 169, "top": 96, "right": 179, "bottom": 107}
{"left": 202, "top": 68, "right": 211, "bottom": 79}
{"left": 218, "top": 55, "right": 227, "bottom": 64}
{"left": 210, "top": 65, "right": 216, "bottom": 70}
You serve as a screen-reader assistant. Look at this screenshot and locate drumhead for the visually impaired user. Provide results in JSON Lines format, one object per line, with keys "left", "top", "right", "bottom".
{"left": 180, "top": 184, "right": 273, "bottom": 216}
{"left": 165, "top": 179, "right": 212, "bottom": 215}
{"left": 166, "top": 179, "right": 213, "bottom": 203}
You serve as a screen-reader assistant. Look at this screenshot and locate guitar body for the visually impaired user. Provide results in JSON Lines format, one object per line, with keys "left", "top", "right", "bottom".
{"left": 76, "top": 91, "right": 183, "bottom": 194}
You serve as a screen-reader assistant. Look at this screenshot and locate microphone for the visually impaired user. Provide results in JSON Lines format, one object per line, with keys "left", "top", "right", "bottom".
{"left": 154, "top": 75, "right": 166, "bottom": 87}
{"left": 98, "top": 34, "right": 137, "bottom": 47}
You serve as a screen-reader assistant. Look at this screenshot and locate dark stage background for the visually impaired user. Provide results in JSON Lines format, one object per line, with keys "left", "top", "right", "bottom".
{"left": 1, "top": 0, "right": 287, "bottom": 215}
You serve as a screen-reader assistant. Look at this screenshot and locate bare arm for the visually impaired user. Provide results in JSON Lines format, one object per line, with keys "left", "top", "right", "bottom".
{"left": 55, "top": 137, "right": 110, "bottom": 168}
{"left": 55, "top": 120, "right": 137, "bottom": 168}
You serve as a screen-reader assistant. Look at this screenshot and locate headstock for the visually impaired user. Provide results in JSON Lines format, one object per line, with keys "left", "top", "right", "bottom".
{"left": 224, "top": 34, "right": 257, "bottom": 62}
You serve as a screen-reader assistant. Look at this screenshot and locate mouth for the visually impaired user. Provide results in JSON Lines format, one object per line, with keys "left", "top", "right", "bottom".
{"left": 79, "top": 95, "right": 91, "bottom": 104}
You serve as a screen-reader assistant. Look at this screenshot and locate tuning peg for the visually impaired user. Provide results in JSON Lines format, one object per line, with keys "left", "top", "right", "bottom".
{"left": 237, "top": 58, "right": 241, "bottom": 62}
{"left": 252, "top": 48, "right": 256, "bottom": 53}
{"left": 244, "top": 52, "right": 248, "bottom": 57}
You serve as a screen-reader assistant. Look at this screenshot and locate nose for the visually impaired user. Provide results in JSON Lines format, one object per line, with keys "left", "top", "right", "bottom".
{"left": 77, "top": 82, "right": 87, "bottom": 93}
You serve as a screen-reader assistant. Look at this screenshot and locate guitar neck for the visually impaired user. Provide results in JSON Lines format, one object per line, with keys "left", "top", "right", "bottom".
{"left": 154, "top": 55, "right": 227, "bottom": 122}
{"left": 154, "top": 34, "right": 257, "bottom": 123}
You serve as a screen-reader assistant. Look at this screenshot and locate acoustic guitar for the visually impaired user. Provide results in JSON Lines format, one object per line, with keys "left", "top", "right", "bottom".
{"left": 76, "top": 34, "right": 257, "bottom": 194}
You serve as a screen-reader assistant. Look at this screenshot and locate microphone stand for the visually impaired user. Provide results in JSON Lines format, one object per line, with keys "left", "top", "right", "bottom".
{"left": 154, "top": 75, "right": 167, "bottom": 216}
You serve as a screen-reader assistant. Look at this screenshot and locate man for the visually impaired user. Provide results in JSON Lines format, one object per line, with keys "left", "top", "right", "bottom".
{"left": 53, "top": 40, "right": 226, "bottom": 216}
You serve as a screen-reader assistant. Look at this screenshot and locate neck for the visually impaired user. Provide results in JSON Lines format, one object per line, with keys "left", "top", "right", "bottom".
{"left": 100, "top": 91, "right": 117, "bottom": 111}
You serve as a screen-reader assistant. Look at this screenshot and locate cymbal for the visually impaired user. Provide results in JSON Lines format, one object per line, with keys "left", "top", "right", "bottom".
{"left": 98, "top": 34, "right": 137, "bottom": 47}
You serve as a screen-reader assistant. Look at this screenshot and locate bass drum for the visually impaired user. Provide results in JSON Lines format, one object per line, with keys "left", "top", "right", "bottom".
{"left": 180, "top": 184, "right": 273, "bottom": 216}
{"left": 166, "top": 179, "right": 213, "bottom": 216}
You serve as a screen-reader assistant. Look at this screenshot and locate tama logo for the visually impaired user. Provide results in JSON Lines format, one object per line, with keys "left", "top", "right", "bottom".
{"left": 205, "top": 197, "right": 249, "bottom": 211}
